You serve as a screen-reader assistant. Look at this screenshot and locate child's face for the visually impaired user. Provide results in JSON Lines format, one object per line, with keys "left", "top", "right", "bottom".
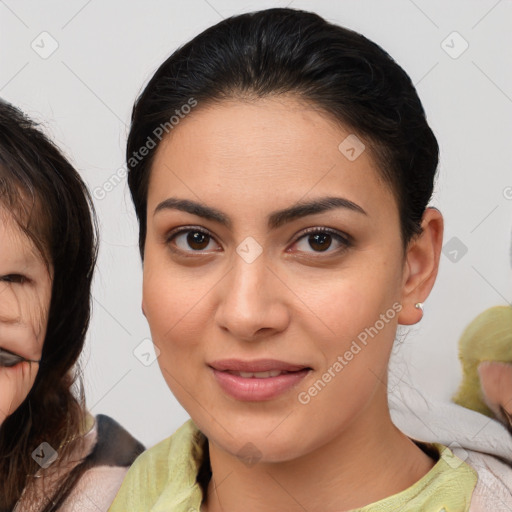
{"left": 0, "top": 209, "right": 52, "bottom": 425}
{"left": 142, "top": 96, "right": 409, "bottom": 462}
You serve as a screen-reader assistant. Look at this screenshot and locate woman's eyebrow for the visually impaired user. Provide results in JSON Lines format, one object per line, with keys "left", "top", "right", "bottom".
{"left": 154, "top": 196, "right": 367, "bottom": 230}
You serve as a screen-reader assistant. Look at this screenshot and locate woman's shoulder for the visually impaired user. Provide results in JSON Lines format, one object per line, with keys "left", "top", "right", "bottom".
{"left": 15, "top": 414, "right": 144, "bottom": 512}
{"left": 450, "top": 447, "right": 512, "bottom": 511}
{"left": 83, "top": 414, "right": 146, "bottom": 468}
{"left": 114, "top": 417, "right": 199, "bottom": 473}
{"left": 107, "top": 418, "right": 205, "bottom": 512}
{"left": 408, "top": 440, "right": 512, "bottom": 511}
{"left": 58, "top": 413, "right": 145, "bottom": 512}
{"left": 57, "top": 466, "right": 131, "bottom": 512}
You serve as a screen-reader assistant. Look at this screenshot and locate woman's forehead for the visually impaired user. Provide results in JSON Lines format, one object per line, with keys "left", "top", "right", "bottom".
{"left": 156, "top": 96, "right": 349, "bottom": 152}
{"left": 147, "top": 97, "right": 395, "bottom": 222}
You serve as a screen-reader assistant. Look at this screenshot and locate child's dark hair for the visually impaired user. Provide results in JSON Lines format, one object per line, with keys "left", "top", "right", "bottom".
{"left": 0, "top": 99, "right": 98, "bottom": 511}
{"left": 126, "top": 7, "right": 439, "bottom": 258}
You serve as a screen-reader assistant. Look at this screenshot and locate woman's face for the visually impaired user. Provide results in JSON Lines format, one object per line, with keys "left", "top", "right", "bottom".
{"left": 143, "top": 96, "right": 414, "bottom": 462}
{"left": 0, "top": 209, "right": 52, "bottom": 426}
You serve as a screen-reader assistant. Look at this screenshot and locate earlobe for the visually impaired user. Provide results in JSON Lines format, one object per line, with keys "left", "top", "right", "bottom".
{"left": 397, "top": 207, "right": 444, "bottom": 326}
{"left": 141, "top": 300, "right": 147, "bottom": 318}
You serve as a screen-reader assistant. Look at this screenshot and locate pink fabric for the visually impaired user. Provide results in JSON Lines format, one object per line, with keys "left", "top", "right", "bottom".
{"left": 58, "top": 466, "right": 129, "bottom": 512}
{"left": 15, "top": 417, "right": 129, "bottom": 512}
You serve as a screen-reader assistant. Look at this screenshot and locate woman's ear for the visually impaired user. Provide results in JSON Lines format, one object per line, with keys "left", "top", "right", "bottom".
{"left": 397, "top": 207, "right": 444, "bottom": 325}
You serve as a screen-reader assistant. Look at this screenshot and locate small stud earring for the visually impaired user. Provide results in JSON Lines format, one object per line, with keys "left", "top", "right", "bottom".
{"left": 415, "top": 302, "right": 424, "bottom": 312}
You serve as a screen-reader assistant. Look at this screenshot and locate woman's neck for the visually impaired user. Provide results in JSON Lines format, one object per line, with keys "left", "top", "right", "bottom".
{"left": 201, "top": 392, "right": 436, "bottom": 512}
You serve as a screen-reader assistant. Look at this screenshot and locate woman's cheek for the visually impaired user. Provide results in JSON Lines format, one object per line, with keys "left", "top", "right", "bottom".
{"left": 144, "top": 265, "right": 207, "bottom": 343}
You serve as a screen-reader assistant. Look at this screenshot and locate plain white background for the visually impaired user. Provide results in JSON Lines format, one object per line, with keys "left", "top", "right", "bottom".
{"left": 1, "top": 0, "right": 511, "bottom": 448}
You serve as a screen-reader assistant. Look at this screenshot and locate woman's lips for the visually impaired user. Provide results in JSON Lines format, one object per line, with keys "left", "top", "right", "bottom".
{"left": 209, "top": 359, "right": 311, "bottom": 401}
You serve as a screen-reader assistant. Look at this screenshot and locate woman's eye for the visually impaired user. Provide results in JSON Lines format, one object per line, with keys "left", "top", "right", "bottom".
{"left": 165, "top": 227, "right": 351, "bottom": 257}
{"left": 0, "top": 274, "right": 27, "bottom": 284}
{"left": 167, "top": 228, "right": 220, "bottom": 254}
{"left": 291, "top": 228, "right": 351, "bottom": 255}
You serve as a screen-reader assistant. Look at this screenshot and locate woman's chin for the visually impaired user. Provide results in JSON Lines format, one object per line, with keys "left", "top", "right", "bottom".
{"left": 201, "top": 422, "right": 313, "bottom": 465}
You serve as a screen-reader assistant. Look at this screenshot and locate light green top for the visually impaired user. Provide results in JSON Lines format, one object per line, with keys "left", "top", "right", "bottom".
{"left": 108, "top": 419, "right": 478, "bottom": 512}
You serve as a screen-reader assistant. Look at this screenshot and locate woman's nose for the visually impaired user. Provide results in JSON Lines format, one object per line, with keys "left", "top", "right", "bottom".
{"left": 214, "top": 248, "right": 290, "bottom": 342}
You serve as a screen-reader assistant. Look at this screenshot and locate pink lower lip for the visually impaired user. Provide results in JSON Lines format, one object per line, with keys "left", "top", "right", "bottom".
{"left": 211, "top": 368, "right": 310, "bottom": 401}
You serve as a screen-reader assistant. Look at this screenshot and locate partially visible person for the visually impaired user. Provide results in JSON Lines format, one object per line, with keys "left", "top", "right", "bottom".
{"left": 452, "top": 226, "right": 512, "bottom": 430}
{"left": 453, "top": 305, "right": 512, "bottom": 425}
{"left": 0, "top": 99, "right": 144, "bottom": 512}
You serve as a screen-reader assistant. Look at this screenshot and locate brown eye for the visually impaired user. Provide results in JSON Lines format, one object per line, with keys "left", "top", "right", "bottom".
{"left": 166, "top": 227, "right": 220, "bottom": 254}
{"left": 292, "top": 228, "right": 351, "bottom": 255}
{"left": 308, "top": 232, "right": 332, "bottom": 252}
{"left": 186, "top": 231, "right": 210, "bottom": 250}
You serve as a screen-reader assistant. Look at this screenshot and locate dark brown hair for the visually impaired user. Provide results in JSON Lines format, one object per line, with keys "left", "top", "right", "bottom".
{"left": 125, "top": 7, "right": 439, "bottom": 258}
{"left": 0, "top": 99, "right": 98, "bottom": 511}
